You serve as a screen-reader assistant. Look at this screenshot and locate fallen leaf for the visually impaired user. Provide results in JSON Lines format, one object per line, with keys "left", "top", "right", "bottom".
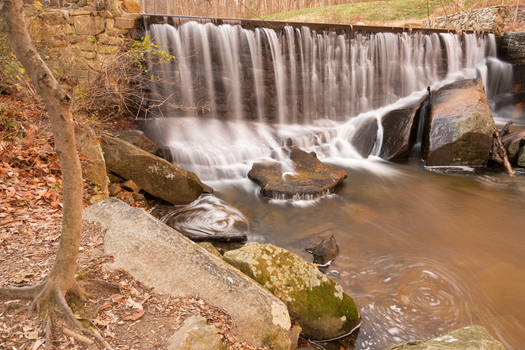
{"left": 123, "top": 309, "right": 145, "bottom": 321}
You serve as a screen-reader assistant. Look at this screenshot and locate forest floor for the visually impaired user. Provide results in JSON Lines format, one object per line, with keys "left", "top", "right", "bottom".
{"left": 262, "top": 0, "right": 522, "bottom": 30}
{"left": 0, "top": 94, "right": 263, "bottom": 350}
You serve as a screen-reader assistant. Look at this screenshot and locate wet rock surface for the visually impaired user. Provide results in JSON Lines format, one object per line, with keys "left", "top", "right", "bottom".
{"left": 305, "top": 235, "right": 339, "bottom": 266}
{"left": 353, "top": 118, "right": 378, "bottom": 158}
{"left": 423, "top": 79, "right": 495, "bottom": 167}
{"left": 151, "top": 195, "right": 248, "bottom": 243}
{"left": 83, "top": 199, "right": 293, "bottom": 349}
{"left": 223, "top": 242, "right": 360, "bottom": 340}
{"left": 518, "top": 145, "right": 525, "bottom": 167}
{"left": 248, "top": 147, "right": 348, "bottom": 199}
{"left": 502, "top": 131, "right": 525, "bottom": 163}
{"left": 380, "top": 96, "right": 427, "bottom": 161}
{"left": 385, "top": 325, "right": 505, "bottom": 350}
{"left": 101, "top": 134, "right": 209, "bottom": 204}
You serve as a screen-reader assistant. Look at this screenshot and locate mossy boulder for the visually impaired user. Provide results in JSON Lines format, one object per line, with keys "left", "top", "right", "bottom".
{"left": 385, "top": 325, "right": 505, "bottom": 350}
{"left": 223, "top": 243, "right": 359, "bottom": 340}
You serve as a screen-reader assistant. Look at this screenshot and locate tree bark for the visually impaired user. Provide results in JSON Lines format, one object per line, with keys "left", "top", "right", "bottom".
{"left": 0, "top": 0, "right": 83, "bottom": 295}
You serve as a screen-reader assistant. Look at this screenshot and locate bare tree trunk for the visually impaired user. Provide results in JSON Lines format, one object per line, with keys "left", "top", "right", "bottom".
{"left": 0, "top": 0, "right": 83, "bottom": 313}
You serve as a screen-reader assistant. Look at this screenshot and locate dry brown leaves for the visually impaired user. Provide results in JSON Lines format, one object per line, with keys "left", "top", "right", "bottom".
{"left": 1, "top": 95, "right": 264, "bottom": 349}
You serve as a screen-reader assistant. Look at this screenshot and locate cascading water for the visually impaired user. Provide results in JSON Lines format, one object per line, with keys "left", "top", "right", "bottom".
{"left": 140, "top": 21, "right": 525, "bottom": 350}
{"left": 144, "top": 22, "right": 509, "bottom": 184}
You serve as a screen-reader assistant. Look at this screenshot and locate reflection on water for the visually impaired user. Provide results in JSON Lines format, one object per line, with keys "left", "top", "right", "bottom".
{"left": 213, "top": 163, "right": 525, "bottom": 350}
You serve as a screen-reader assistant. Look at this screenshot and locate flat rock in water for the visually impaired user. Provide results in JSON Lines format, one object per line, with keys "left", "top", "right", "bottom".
{"left": 248, "top": 147, "right": 347, "bottom": 199}
{"left": 151, "top": 195, "right": 248, "bottom": 243}
{"left": 224, "top": 242, "right": 360, "bottom": 340}
{"left": 83, "top": 199, "right": 293, "bottom": 349}
{"left": 385, "top": 325, "right": 505, "bottom": 350}
{"left": 423, "top": 79, "right": 495, "bottom": 166}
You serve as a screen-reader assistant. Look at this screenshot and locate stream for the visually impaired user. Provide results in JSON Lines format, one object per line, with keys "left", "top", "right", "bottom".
{"left": 214, "top": 162, "right": 525, "bottom": 350}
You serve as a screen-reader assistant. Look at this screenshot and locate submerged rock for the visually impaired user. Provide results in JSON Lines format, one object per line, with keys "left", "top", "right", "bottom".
{"left": 305, "top": 235, "right": 339, "bottom": 266}
{"left": 83, "top": 199, "right": 293, "bottom": 349}
{"left": 380, "top": 96, "right": 427, "bottom": 161}
{"left": 423, "top": 79, "right": 495, "bottom": 166}
{"left": 168, "top": 316, "right": 224, "bottom": 350}
{"left": 101, "top": 135, "right": 209, "bottom": 205}
{"left": 248, "top": 147, "right": 347, "bottom": 199}
{"left": 223, "top": 243, "right": 359, "bottom": 340}
{"left": 116, "top": 129, "right": 157, "bottom": 154}
{"left": 385, "top": 325, "right": 505, "bottom": 350}
{"left": 151, "top": 195, "right": 248, "bottom": 243}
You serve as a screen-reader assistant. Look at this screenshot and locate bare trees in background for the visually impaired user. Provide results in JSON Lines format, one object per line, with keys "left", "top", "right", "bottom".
{"left": 138, "top": 0, "right": 357, "bottom": 18}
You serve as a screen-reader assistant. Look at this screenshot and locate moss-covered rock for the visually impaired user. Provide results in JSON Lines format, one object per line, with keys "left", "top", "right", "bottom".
{"left": 223, "top": 243, "right": 359, "bottom": 340}
{"left": 385, "top": 325, "right": 505, "bottom": 350}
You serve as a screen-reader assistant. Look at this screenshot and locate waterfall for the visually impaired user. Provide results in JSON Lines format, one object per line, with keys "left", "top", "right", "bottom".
{"left": 145, "top": 22, "right": 508, "bottom": 182}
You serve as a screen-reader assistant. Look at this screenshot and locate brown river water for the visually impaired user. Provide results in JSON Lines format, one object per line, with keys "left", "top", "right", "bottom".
{"left": 214, "top": 162, "right": 525, "bottom": 350}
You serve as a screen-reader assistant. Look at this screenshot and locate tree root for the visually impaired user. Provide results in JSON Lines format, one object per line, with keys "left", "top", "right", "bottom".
{"left": 1, "top": 280, "right": 113, "bottom": 349}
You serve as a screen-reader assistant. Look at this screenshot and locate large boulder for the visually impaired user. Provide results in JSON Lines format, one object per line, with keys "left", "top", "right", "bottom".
{"left": 380, "top": 96, "right": 427, "bottom": 161}
{"left": 116, "top": 129, "right": 157, "bottom": 154}
{"left": 151, "top": 195, "right": 248, "bottom": 243}
{"left": 83, "top": 199, "right": 293, "bottom": 349}
{"left": 385, "top": 325, "right": 505, "bottom": 350}
{"left": 168, "top": 316, "right": 224, "bottom": 350}
{"left": 223, "top": 243, "right": 360, "bottom": 340}
{"left": 75, "top": 124, "right": 109, "bottom": 199}
{"left": 352, "top": 117, "right": 378, "bottom": 158}
{"left": 101, "top": 135, "right": 209, "bottom": 205}
{"left": 423, "top": 79, "right": 495, "bottom": 166}
{"left": 248, "top": 147, "right": 347, "bottom": 199}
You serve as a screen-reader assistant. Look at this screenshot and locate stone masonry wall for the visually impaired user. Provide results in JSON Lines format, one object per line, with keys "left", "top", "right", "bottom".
{"left": 422, "top": 6, "right": 509, "bottom": 35}
{"left": 23, "top": 5, "right": 142, "bottom": 90}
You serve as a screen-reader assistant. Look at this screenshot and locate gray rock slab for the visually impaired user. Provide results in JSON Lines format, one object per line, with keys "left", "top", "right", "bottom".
{"left": 83, "top": 198, "right": 292, "bottom": 349}
{"left": 101, "top": 135, "right": 208, "bottom": 204}
{"left": 168, "top": 316, "right": 224, "bottom": 350}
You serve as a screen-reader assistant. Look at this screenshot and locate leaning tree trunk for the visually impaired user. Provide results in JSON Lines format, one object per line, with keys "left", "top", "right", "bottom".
{"left": 0, "top": 0, "right": 83, "bottom": 303}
